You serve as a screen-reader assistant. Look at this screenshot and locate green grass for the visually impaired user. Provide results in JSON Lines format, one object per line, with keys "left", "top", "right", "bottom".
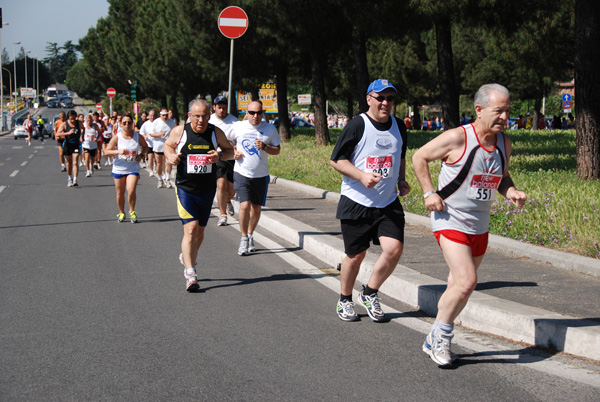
{"left": 269, "top": 128, "right": 600, "bottom": 259}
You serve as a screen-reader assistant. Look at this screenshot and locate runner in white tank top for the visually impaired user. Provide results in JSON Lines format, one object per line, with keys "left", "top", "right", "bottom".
{"left": 413, "top": 83, "right": 527, "bottom": 368}
{"left": 105, "top": 114, "right": 149, "bottom": 224}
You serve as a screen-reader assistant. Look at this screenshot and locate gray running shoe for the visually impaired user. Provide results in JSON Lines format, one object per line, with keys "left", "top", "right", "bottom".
{"left": 424, "top": 331, "right": 456, "bottom": 367}
{"left": 248, "top": 236, "right": 256, "bottom": 252}
{"left": 218, "top": 215, "right": 228, "bottom": 226}
{"left": 226, "top": 202, "right": 235, "bottom": 216}
{"left": 336, "top": 299, "right": 359, "bottom": 321}
{"left": 358, "top": 287, "right": 386, "bottom": 322}
{"left": 238, "top": 237, "right": 249, "bottom": 256}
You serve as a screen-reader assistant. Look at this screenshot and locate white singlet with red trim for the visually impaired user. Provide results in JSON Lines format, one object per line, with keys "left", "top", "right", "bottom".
{"left": 431, "top": 124, "right": 507, "bottom": 234}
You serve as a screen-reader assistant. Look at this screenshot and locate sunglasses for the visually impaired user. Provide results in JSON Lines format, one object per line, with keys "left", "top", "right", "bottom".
{"left": 247, "top": 110, "right": 263, "bottom": 116}
{"left": 122, "top": 121, "right": 133, "bottom": 125}
{"left": 369, "top": 94, "right": 395, "bottom": 103}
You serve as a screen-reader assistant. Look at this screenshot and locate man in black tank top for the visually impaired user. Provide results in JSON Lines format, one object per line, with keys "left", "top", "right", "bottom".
{"left": 164, "top": 99, "right": 234, "bottom": 292}
{"left": 56, "top": 110, "right": 83, "bottom": 187}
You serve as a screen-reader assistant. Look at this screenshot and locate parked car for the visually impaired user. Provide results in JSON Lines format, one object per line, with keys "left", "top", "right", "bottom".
{"left": 13, "top": 117, "right": 31, "bottom": 139}
{"left": 272, "top": 117, "right": 315, "bottom": 129}
{"left": 60, "top": 97, "right": 74, "bottom": 108}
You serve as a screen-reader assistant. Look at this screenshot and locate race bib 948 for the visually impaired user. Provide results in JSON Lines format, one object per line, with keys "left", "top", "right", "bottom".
{"left": 365, "top": 155, "right": 393, "bottom": 178}
{"left": 467, "top": 174, "right": 502, "bottom": 201}
{"left": 187, "top": 154, "right": 212, "bottom": 174}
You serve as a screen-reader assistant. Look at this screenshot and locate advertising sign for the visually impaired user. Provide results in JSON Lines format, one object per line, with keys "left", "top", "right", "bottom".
{"left": 298, "top": 94, "right": 311, "bottom": 105}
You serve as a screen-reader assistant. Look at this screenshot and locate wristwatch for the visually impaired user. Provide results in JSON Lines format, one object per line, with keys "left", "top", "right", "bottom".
{"left": 218, "top": 150, "right": 223, "bottom": 161}
{"left": 423, "top": 190, "right": 436, "bottom": 199}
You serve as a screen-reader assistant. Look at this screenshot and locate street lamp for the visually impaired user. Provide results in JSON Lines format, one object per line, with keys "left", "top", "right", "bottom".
{"left": 35, "top": 56, "right": 39, "bottom": 105}
{"left": 12, "top": 41, "right": 20, "bottom": 111}
{"left": 25, "top": 50, "right": 30, "bottom": 90}
{"left": 0, "top": 21, "right": 9, "bottom": 130}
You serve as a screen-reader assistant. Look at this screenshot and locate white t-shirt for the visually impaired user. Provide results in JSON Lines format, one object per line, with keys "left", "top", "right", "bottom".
{"left": 231, "top": 120, "right": 280, "bottom": 178}
{"left": 139, "top": 119, "right": 154, "bottom": 147}
{"left": 209, "top": 113, "right": 238, "bottom": 141}
{"left": 151, "top": 118, "right": 172, "bottom": 153}
{"left": 209, "top": 113, "right": 239, "bottom": 160}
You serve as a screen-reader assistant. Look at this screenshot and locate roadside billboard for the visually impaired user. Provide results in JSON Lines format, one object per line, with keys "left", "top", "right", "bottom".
{"left": 237, "top": 82, "right": 278, "bottom": 113}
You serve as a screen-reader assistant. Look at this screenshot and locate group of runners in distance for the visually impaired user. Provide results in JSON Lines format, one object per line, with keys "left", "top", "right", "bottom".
{"left": 46, "top": 80, "right": 525, "bottom": 368}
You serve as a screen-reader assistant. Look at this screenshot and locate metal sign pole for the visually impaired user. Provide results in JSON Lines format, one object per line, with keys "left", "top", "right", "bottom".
{"left": 228, "top": 39, "right": 234, "bottom": 112}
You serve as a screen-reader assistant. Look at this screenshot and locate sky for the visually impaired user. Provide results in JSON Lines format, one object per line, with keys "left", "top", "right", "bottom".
{"left": 1, "top": 0, "right": 110, "bottom": 61}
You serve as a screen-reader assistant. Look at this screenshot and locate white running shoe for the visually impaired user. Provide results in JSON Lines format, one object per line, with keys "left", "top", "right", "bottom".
{"left": 238, "top": 237, "right": 249, "bottom": 256}
{"left": 218, "top": 215, "right": 228, "bottom": 226}
{"left": 157, "top": 180, "right": 164, "bottom": 188}
{"left": 86, "top": 171, "right": 91, "bottom": 177}
{"left": 248, "top": 236, "right": 256, "bottom": 252}
{"left": 423, "top": 330, "right": 457, "bottom": 367}
{"left": 165, "top": 180, "right": 173, "bottom": 189}
{"left": 226, "top": 202, "right": 235, "bottom": 216}
{"left": 149, "top": 171, "right": 155, "bottom": 177}
{"left": 179, "top": 253, "right": 197, "bottom": 267}
{"left": 184, "top": 269, "right": 199, "bottom": 292}
{"left": 67, "top": 179, "right": 73, "bottom": 187}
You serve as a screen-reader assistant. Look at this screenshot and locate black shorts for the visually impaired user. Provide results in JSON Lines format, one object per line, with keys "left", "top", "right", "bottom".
{"left": 234, "top": 172, "right": 269, "bottom": 206}
{"left": 63, "top": 142, "right": 80, "bottom": 156}
{"left": 216, "top": 160, "right": 234, "bottom": 182}
{"left": 176, "top": 187, "right": 216, "bottom": 226}
{"left": 147, "top": 147, "right": 154, "bottom": 154}
{"left": 340, "top": 200, "right": 405, "bottom": 255}
{"left": 56, "top": 138, "right": 65, "bottom": 146}
{"left": 83, "top": 148, "right": 97, "bottom": 157}
{"left": 103, "top": 137, "right": 112, "bottom": 144}
{"left": 154, "top": 151, "right": 164, "bottom": 156}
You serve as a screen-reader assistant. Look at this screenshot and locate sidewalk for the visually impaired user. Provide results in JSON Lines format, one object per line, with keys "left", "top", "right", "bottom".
{"left": 240, "top": 178, "right": 600, "bottom": 361}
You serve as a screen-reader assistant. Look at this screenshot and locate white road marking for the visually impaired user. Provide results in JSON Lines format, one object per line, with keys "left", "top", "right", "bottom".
{"left": 10, "top": 170, "right": 19, "bottom": 177}
{"left": 0, "top": 186, "right": 5, "bottom": 194}
{"left": 212, "top": 209, "right": 600, "bottom": 388}
{"left": 21, "top": 161, "right": 28, "bottom": 166}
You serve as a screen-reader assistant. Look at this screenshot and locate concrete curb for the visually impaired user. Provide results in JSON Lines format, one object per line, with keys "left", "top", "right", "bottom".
{"left": 272, "top": 177, "right": 600, "bottom": 278}
{"left": 257, "top": 177, "right": 600, "bottom": 361}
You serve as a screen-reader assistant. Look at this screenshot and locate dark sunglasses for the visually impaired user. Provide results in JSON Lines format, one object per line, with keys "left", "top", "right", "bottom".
{"left": 122, "top": 121, "right": 133, "bottom": 125}
{"left": 247, "top": 110, "right": 263, "bottom": 116}
{"left": 369, "top": 94, "right": 395, "bottom": 103}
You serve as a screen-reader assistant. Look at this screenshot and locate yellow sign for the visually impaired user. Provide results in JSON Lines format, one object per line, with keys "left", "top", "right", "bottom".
{"left": 237, "top": 82, "right": 278, "bottom": 113}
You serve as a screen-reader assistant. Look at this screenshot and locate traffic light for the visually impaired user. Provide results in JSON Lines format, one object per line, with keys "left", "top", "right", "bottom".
{"left": 130, "top": 81, "right": 138, "bottom": 101}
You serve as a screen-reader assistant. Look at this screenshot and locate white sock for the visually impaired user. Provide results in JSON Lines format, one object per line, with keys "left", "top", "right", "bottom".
{"left": 248, "top": 233, "right": 253, "bottom": 239}
{"left": 186, "top": 268, "right": 196, "bottom": 277}
{"left": 165, "top": 172, "right": 170, "bottom": 180}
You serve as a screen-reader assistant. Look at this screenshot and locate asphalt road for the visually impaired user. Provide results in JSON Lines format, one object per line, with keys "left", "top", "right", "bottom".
{"left": 1, "top": 134, "right": 598, "bottom": 401}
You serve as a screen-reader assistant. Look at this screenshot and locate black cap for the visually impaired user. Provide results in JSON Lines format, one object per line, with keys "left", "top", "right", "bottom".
{"left": 213, "top": 96, "right": 227, "bottom": 105}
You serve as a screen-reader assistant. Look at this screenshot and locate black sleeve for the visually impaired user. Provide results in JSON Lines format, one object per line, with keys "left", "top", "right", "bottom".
{"left": 393, "top": 116, "right": 408, "bottom": 159}
{"left": 330, "top": 116, "right": 365, "bottom": 161}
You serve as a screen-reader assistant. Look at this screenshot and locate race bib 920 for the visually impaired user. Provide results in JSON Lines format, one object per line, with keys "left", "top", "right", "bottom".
{"left": 466, "top": 174, "right": 502, "bottom": 201}
{"left": 187, "top": 154, "right": 212, "bottom": 174}
{"left": 365, "top": 155, "right": 393, "bottom": 178}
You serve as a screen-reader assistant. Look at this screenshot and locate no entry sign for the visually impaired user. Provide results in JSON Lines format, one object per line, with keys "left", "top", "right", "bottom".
{"left": 96, "top": 103, "right": 102, "bottom": 110}
{"left": 218, "top": 6, "right": 249, "bottom": 39}
{"left": 107, "top": 87, "right": 116, "bottom": 98}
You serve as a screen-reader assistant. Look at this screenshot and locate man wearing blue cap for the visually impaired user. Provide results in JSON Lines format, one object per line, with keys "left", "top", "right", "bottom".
{"left": 330, "top": 79, "right": 411, "bottom": 322}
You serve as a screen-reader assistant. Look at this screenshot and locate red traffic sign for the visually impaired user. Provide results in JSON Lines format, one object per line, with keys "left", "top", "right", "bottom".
{"left": 107, "top": 87, "right": 116, "bottom": 98}
{"left": 96, "top": 103, "right": 103, "bottom": 110}
{"left": 218, "top": 6, "right": 248, "bottom": 39}
{"left": 563, "top": 100, "right": 572, "bottom": 109}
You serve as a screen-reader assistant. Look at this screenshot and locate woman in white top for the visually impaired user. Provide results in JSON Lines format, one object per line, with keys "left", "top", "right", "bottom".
{"left": 105, "top": 114, "right": 149, "bottom": 223}
{"left": 81, "top": 115, "right": 99, "bottom": 177}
